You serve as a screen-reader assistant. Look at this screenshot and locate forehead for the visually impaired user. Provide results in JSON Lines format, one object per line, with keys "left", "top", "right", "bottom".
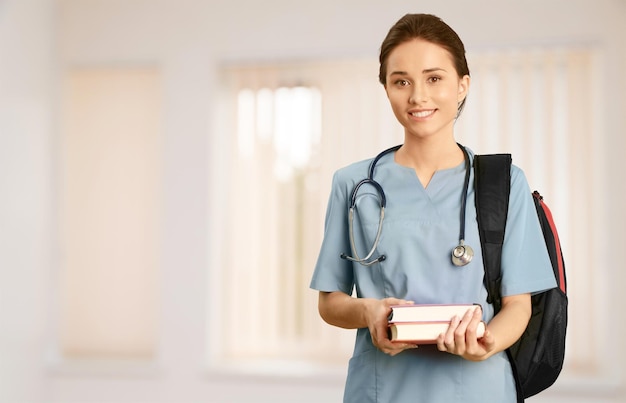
{"left": 386, "top": 38, "right": 456, "bottom": 72}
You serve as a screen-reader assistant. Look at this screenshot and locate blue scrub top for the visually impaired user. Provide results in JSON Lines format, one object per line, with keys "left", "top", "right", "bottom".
{"left": 309, "top": 148, "right": 557, "bottom": 403}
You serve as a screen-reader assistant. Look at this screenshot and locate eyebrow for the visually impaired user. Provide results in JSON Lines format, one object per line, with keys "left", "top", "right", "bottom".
{"left": 389, "top": 67, "right": 448, "bottom": 76}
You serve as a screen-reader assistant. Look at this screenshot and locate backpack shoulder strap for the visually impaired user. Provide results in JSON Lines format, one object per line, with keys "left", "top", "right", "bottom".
{"left": 474, "top": 154, "right": 512, "bottom": 313}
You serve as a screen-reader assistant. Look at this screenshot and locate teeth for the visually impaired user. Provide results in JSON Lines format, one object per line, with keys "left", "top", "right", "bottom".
{"left": 411, "top": 110, "right": 434, "bottom": 118}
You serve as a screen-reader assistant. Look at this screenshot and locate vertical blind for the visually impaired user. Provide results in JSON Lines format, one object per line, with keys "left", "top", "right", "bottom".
{"left": 216, "top": 47, "right": 607, "bottom": 378}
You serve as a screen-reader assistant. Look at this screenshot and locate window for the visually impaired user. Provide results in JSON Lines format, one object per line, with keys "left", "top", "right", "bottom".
{"left": 59, "top": 68, "right": 162, "bottom": 359}
{"left": 210, "top": 61, "right": 399, "bottom": 368}
{"left": 225, "top": 84, "right": 325, "bottom": 362}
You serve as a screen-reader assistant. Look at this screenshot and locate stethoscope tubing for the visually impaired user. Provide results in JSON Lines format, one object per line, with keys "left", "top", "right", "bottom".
{"left": 341, "top": 143, "right": 473, "bottom": 267}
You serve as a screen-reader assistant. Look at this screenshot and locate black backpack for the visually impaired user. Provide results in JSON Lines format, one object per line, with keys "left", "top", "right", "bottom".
{"left": 474, "top": 154, "right": 568, "bottom": 402}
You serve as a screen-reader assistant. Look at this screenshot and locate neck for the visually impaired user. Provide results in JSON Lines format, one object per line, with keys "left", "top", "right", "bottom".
{"left": 395, "top": 137, "right": 464, "bottom": 188}
{"left": 397, "top": 136, "right": 464, "bottom": 170}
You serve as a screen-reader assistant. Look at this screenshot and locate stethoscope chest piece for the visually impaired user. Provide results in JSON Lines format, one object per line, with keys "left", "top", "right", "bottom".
{"left": 452, "top": 240, "right": 474, "bottom": 266}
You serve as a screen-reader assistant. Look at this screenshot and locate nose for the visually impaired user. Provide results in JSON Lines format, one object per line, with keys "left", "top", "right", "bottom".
{"left": 409, "top": 82, "right": 428, "bottom": 104}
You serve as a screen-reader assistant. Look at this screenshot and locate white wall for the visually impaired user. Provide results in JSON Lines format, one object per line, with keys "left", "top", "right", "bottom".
{"left": 0, "top": 0, "right": 54, "bottom": 401}
{"left": 1, "top": 0, "right": 625, "bottom": 402}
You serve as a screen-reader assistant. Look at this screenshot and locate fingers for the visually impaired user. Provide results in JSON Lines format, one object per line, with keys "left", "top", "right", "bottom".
{"left": 479, "top": 328, "right": 495, "bottom": 351}
{"left": 437, "top": 306, "right": 484, "bottom": 354}
{"left": 436, "top": 314, "right": 462, "bottom": 352}
{"left": 465, "top": 306, "right": 484, "bottom": 340}
{"left": 372, "top": 315, "right": 417, "bottom": 355}
{"left": 378, "top": 340, "right": 418, "bottom": 356}
{"left": 390, "top": 343, "right": 418, "bottom": 356}
{"left": 367, "top": 298, "right": 417, "bottom": 355}
{"left": 369, "top": 298, "right": 418, "bottom": 355}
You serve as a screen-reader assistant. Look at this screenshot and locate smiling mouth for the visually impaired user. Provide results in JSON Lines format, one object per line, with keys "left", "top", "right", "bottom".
{"left": 410, "top": 110, "right": 435, "bottom": 118}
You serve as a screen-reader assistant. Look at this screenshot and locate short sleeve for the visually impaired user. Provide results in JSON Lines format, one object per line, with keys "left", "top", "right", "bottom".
{"left": 500, "top": 167, "right": 557, "bottom": 296}
{"left": 309, "top": 170, "right": 355, "bottom": 294}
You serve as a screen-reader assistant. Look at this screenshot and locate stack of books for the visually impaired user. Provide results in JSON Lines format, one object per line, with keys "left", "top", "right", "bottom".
{"left": 387, "top": 303, "right": 485, "bottom": 344}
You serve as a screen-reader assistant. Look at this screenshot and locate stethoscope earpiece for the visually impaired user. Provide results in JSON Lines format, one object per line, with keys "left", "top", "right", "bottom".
{"left": 452, "top": 241, "right": 474, "bottom": 267}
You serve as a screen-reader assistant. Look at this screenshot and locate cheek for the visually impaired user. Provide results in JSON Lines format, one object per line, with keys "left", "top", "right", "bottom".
{"left": 433, "top": 85, "right": 460, "bottom": 105}
{"left": 386, "top": 92, "right": 405, "bottom": 110}
{"left": 391, "top": 100, "right": 409, "bottom": 120}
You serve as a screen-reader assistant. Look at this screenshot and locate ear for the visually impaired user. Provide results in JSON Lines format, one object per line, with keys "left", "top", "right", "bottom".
{"left": 457, "top": 75, "right": 470, "bottom": 102}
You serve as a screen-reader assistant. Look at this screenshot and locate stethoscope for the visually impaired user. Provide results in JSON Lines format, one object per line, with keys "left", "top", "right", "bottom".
{"left": 340, "top": 143, "right": 474, "bottom": 267}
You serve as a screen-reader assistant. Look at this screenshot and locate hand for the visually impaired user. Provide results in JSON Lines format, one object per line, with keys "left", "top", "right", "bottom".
{"left": 366, "top": 297, "right": 418, "bottom": 356}
{"left": 436, "top": 306, "right": 496, "bottom": 361}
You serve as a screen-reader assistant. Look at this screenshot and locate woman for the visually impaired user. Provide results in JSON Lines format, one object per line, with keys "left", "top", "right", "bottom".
{"left": 309, "top": 14, "right": 557, "bottom": 403}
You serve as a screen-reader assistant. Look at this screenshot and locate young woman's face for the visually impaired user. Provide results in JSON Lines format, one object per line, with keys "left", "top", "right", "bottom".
{"left": 384, "top": 38, "right": 469, "bottom": 141}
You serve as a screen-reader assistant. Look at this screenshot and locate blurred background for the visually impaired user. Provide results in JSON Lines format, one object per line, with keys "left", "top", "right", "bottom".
{"left": 1, "top": 0, "right": 625, "bottom": 402}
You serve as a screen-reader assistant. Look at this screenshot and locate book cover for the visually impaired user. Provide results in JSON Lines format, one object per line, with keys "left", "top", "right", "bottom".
{"left": 388, "top": 320, "right": 486, "bottom": 344}
{"left": 388, "top": 303, "right": 482, "bottom": 323}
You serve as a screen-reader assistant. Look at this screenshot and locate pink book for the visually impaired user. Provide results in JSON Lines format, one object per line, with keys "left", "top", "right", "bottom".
{"left": 388, "top": 303, "right": 482, "bottom": 323}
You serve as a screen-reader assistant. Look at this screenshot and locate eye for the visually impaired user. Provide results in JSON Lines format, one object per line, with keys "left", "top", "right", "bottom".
{"left": 394, "top": 79, "right": 410, "bottom": 87}
{"left": 427, "top": 76, "right": 441, "bottom": 84}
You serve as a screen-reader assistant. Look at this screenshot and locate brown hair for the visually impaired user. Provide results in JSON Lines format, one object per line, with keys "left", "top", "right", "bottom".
{"left": 379, "top": 14, "right": 470, "bottom": 114}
